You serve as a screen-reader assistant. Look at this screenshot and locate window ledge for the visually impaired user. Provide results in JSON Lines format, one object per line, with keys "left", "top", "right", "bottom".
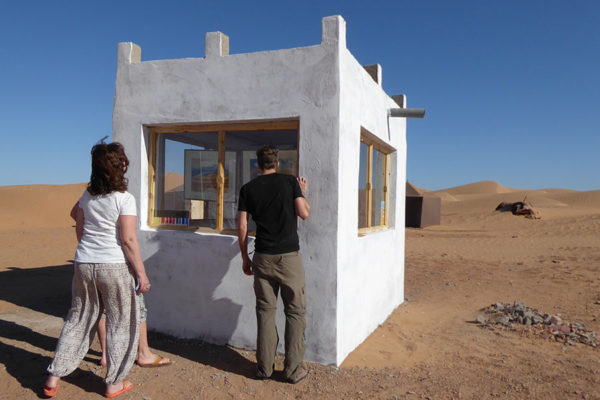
{"left": 358, "top": 225, "right": 392, "bottom": 237}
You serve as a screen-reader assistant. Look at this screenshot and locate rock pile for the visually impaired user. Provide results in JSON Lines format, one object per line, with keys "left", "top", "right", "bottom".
{"left": 476, "top": 300, "right": 599, "bottom": 349}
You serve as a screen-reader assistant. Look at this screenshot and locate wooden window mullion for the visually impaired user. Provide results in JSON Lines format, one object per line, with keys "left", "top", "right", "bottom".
{"left": 382, "top": 152, "right": 389, "bottom": 226}
{"left": 216, "top": 130, "right": 226, "bottom": 231}
{"left": 366, "top": 144, "right": 373, "bottom": 228}
{"left": 148, "top": 130, "right": 158, "bottom": 227}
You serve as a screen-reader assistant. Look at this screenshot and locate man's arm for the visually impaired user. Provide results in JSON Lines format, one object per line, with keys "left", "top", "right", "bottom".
{"left": 295, "top": 177, "right": 310, "bottom": 220}
{"left": 237, "top": 210, "right": 253, "bottom": 275}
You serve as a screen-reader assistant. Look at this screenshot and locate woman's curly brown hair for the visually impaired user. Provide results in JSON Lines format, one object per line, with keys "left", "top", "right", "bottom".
{"left": 87, "top": 142, "right": 129, "bottom": 195}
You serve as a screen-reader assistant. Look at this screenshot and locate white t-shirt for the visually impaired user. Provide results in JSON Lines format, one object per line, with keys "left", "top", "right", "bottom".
{"left": 74, "top": 190, "right": 137, "bottom": 263}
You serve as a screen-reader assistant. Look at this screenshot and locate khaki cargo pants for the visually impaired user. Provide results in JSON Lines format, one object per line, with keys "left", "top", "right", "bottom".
{"left": 252, "top": 251, "right": 306, "bottom": 381}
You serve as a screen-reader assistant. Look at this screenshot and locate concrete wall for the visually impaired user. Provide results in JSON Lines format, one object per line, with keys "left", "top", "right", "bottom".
{"left": 336, "top": 39, "right": 407, "bottom": 364}
{"left": 113, "top": 16, "right": 344, "bottom": 365}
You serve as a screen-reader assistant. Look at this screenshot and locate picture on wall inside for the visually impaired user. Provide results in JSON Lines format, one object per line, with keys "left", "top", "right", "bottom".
{"left": 278, "top": 150, "right": 297, "bottom": 176}
{"left": 242, "top": 150, "right": 297, "bottom": 184}
{"left": 184, "top": 149, "right": 236, "bottom": 201}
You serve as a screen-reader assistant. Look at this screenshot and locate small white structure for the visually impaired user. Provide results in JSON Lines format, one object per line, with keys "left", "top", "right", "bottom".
{"left": 113, "top": 15, "right": 407, "bottom": 366}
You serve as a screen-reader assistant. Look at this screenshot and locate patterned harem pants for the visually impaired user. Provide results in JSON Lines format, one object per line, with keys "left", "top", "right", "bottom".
{"left": 47, "top": 262, "right": 140, "bottom": 385}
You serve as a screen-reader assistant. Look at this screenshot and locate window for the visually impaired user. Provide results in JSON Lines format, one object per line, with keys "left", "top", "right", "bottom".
{"left": 358, "top": 128, "right": 394, "bottom": 235}
{"left": 148, "top": 119, "right": 299, "bottom": 233}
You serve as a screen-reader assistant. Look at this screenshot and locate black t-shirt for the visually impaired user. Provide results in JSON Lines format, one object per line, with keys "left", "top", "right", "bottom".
{"left": 238, "top": 173, "right": 303, "bottom": 254}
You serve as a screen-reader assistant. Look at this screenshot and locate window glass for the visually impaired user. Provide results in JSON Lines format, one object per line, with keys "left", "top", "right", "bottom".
{"left": 371, "top": 148, "right": 385, "bottom": 227}
{"left": 154, "top": 132, "right": 219, "bottom": 228}
{"left": 152, "top": 125, "right": 298, "bottom": 232}
{"left": 223, "top": 130, "right": 298, "bottom": 230}
{"left": 358, "top": 129, "right": 394, "bottom": 234}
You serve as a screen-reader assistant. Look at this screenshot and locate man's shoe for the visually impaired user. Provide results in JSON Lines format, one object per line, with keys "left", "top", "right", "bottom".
{"left": 286, "top": 368, "right": 308, "bottom": 384}
{"left": 254, "top": 363, "right": 275, "bottom": 380}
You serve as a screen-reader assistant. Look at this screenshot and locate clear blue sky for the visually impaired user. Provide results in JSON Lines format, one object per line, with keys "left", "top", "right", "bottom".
{"left": 1, "top": 0, "right": 598, "bottom": 190}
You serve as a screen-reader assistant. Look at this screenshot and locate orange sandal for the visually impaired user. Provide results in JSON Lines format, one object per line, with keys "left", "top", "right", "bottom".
{"left": 105, "top": 380, "right": 133, "bottom": 398}
{"left": 43, "top": 383, "right": 59, "bottom": 397}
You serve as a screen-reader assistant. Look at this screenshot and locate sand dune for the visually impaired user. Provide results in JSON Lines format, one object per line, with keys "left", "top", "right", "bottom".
{"left": 435, "top": 180, "right": 517, "bottom": 195}
{"left": 0, "top": 184, "right": 86, "bottom": 228}
{"left": 164, "top": 172, "right": 184, "bottom": 192}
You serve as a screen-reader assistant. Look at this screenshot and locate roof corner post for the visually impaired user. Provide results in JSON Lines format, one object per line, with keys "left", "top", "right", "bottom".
{"left": 205, "top": 31, "right": 230, "bottom": 58}
{"left": 321, "top": 15, "right": 347, "bottom": 49}
{"left": 118, "top": 42, "right": 141, "bottom": 65}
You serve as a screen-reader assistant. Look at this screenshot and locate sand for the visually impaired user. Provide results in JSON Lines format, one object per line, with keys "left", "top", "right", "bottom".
{"left": 1, "top": 181, "right": 599, "bottom": 399}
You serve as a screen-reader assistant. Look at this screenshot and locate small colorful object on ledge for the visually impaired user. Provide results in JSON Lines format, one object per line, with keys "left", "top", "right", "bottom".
{"left": 154, "top": 217, "right": 189, "bottom": 226}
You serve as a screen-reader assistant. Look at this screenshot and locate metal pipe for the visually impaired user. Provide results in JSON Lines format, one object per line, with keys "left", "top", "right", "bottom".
{"left": 388, "top": 108, "right": 426, "bottom": 118}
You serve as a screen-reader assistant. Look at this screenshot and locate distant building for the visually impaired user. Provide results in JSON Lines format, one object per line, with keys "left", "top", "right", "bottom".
{"left": 405, "top": 182, "right": 441, "bottom": 228}
{"left": 113, "top": 15, "right": 414, "bottom": 366}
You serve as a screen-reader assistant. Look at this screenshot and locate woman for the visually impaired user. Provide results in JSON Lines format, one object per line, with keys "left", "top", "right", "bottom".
{"left": 97, "top": 295, "right": 172, "bottom": 368}
{"left": 44, "top": 142, "right": 150, "bottom": 398}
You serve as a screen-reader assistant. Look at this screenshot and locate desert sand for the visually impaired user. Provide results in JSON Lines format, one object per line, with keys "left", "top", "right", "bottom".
{"left": 1, "top": 181, "right": 599, "bottom": 399}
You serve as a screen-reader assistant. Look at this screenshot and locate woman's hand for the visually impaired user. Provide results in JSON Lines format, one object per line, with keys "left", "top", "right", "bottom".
{"left": 136, "top": 273, "right": 151, "bottom": 294}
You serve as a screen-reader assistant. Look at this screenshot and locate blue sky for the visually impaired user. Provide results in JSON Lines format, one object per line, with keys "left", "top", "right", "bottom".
{"left": 1, "top": 0, "right": 598, "bottom": 190}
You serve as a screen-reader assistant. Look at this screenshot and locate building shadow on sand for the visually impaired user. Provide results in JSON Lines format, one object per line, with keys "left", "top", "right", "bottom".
{"left": 0, "top": 321, "right": 104, "bottom": 398}
{"left": 0, "top": 262, "right": 258, "bottom": 381}
{"left": 0, "top": 264, "right": 74, "bottom": 318}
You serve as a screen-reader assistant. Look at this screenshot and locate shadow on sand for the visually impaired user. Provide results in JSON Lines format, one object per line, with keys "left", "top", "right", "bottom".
{"left": 0, "top": 262, "right": 259, "bottom": 390}
{"left": 0, "top": 264, "right": 73, "bottom": 318}
{"left": 0, "top": 337, "right": 104, "bottom": 398}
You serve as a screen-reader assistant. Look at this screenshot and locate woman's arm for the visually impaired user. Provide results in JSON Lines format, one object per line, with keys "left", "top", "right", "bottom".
{"left": 74, "top": 206, "right": 84, "bottom": 243}
{"left": 70, "top": 202, "right": 79, "bottom": 221}
{"left": 119, "top": 215, "right": 151, "bottom": 294}
{"left": 70, "top": 202, "right": 84, "bottom": 242}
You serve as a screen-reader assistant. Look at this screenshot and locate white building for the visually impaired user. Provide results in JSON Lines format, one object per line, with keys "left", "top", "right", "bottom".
{"left": 113, "top": 15, "right": 408, "bottom": 366}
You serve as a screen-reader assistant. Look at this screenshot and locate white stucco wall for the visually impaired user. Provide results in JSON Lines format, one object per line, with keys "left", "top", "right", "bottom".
{"left": 112, "top": 15, "right": 407, "bottom": 367}
{"left": 336, "top": 41, "right": 407, "bottom": 364}
{"left": 113, "top": 17, "right": 344, "bottom": 365}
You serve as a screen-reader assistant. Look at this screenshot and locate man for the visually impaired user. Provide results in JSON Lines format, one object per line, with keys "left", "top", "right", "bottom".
{"left": 237, "top": 145, "right": 310, "bottom": 383}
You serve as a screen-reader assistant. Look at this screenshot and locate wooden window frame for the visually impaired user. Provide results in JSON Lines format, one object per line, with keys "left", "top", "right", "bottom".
{"left": 147, "top": 118, "right": 300, "bottom": 235}
{"left": 358, "top": 128, "right": 394, "bottom": 236}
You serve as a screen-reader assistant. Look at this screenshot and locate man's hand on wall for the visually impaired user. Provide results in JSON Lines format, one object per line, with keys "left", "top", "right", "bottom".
{"left": 297, "top": 176, "right": 308, "bottom": 197}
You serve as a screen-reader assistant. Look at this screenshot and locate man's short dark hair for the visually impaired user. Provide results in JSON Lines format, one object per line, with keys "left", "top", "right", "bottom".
{"left": 256, "top": 145, "right": 278, "bottom": 170}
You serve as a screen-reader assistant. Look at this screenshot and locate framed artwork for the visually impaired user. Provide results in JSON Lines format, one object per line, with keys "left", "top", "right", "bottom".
{"left": 241, "top": 150, "right": 297, "bottom": 184}
{"left": 278, "top": 150, "right": 297, "bottom": 176}
{"left": 184, "top": 150, "right": 236, "bottom": 201}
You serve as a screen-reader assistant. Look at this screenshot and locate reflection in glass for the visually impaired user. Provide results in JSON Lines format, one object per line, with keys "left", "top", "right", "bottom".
{"left": 154, "top": 132, "right": 219, "bottom": 228}
{"left": 358, "top": 142, "right": 369, "bottom": 229}
{"left": 154, "top": 129, "right": 298, "bottom": 232}
{"left": 371, "top": 148, "right": 385, "bottom": 227}
{"left": 222, "top": 130, "right": 298, "bottom": 230}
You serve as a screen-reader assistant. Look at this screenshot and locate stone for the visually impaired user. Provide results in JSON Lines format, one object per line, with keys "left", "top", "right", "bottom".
{"left": 476, "top": 315, "right": 486, "bottom": 324}
{"left": 514, "top": 300, "right": 526, "bottom": 311}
